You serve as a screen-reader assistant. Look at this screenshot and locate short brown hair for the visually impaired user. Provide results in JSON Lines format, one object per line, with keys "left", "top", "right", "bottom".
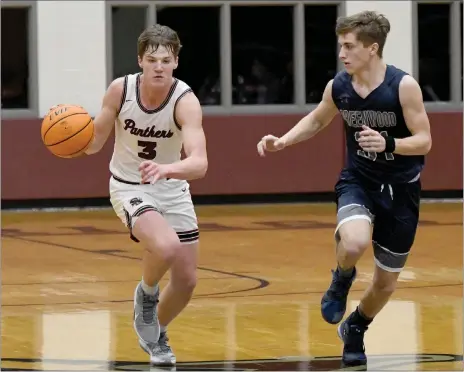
{"left": 137, "top": 24, "right": 182, "bottom": 59}
{"left": 335, "top": 11, "right": 391, "bottom": 58}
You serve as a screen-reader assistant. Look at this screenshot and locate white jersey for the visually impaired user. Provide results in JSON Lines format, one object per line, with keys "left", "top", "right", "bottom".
{"left": 109, "top": 73, "right": 192, "bottom": 184}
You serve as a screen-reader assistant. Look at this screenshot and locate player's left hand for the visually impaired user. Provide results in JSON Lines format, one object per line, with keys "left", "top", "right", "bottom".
{"left": 358, "top": 125, "right": 386, "bottom": 152}
{"left": 139, "top": 161, "right": 170, "bottom": 184}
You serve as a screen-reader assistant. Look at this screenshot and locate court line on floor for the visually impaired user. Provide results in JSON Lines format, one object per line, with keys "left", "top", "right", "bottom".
{"left": 2, "top": 276, "right": 255, "bottom": 286}
{"left": 3, "top": 282, "right": 461, "bottom": 308}
{"left": 2, "top": 219, "right": 461, "bottom": 238}
{"left": 1, "top": 353, "right": 462, "bottom": 371}
{"left": 196, "top": 282, "right": 463, "bottom": 299}
{"left": 5, "top": 235, "right": 270, "bottom": 297}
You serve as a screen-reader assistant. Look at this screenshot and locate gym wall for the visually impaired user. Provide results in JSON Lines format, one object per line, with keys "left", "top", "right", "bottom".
{"left": 2, "top": 1, "right": 462, "bottom": 203}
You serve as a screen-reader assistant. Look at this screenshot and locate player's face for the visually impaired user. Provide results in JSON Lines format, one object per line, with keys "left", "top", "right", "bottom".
{"left": 138, "top": 45, "right": 178, "bottom": 86}
{"left": 338, "top": 32, "right": 377, "bottom": 74}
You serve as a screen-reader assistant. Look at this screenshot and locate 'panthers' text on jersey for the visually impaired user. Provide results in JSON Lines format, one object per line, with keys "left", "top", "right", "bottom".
{"left": 109, "top": 73, "right": 192, "bottom": 184}
{"left": 332, "top": 64, "right": 424, "bottom": 184}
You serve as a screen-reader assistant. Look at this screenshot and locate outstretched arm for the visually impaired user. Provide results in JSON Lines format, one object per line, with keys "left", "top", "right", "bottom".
{"left": 279, "top": 79, "right": 339, "bottom": 147}
{"left": 257, "top": 80, "right": 339, "bottom": 156}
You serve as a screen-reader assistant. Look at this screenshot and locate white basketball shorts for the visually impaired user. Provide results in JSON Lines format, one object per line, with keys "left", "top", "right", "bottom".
{"left": 109, "top": 175, "right": 199, "bottom": 244}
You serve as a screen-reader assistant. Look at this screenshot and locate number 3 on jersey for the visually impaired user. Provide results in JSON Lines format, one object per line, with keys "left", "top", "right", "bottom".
{"left": 138, "top": 140, "right": 157, "bottom": 160}
{"left": 354, "top": 131, "right": 394, "bottom": 161}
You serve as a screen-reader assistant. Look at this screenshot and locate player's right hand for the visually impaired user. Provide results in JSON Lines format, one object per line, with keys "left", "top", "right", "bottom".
{"left": 257, "top": 135, "right": 285, "bottom": 157}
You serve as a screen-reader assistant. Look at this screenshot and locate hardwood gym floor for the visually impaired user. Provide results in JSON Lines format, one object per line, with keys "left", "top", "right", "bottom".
{"left": 2, "top": 202, "right": 462, "bottom": 371}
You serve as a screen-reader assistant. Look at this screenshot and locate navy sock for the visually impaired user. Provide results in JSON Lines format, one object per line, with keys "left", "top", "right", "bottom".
{"left": 337, "top": 265, "right": 354, "bottom": 278}
{"left": 350, "top": 306, "right": 373, "bottom": 328}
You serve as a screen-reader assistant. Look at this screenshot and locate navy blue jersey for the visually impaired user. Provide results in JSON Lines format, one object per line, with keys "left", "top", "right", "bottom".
{"left": 332, "top": 64, "right": 424, "bottom": 184}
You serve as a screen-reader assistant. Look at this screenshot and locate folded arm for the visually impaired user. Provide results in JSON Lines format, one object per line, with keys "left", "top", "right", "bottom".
{"left": 165, "top": 92, "right": 208, "bottom": 180}
{"left": 394, "top": 75, "right": 432, "bottom": 156}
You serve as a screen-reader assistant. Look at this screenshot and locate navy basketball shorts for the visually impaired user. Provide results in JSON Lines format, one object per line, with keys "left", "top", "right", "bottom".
{"left": 334, "top": 170, "right": 421, "bottom": 272}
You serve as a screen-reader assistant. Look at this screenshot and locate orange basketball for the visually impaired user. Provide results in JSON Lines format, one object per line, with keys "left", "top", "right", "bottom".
{"left": 41, "top": 104, "right": 94, "bottom": 158}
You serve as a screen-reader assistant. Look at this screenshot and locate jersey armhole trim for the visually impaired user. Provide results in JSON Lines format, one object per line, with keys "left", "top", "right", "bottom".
{"left": 173, "top": 88, "right": 193, "bottom": 131}
{"left": 117, "top": 75, "right": 128, "bottom": 115}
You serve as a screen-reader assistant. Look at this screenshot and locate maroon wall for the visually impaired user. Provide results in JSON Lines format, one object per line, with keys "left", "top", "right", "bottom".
{"left": 1, "top": 112, "right": 462, "bottom": 201}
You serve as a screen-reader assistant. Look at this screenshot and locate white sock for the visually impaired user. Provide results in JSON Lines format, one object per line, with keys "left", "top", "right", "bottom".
{"left": 141, "top": 278, "right": 158, "bottom": 296}
{"left": 160, "top": 325, "right": 167, "bottom": 334}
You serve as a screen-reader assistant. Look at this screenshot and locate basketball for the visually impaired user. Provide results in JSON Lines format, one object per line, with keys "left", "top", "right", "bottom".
{"left": 41, "top": 104, "right": 94, "bottom": 158}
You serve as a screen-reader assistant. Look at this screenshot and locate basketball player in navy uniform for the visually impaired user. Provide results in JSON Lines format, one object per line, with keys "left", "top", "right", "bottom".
{"left": 257, "top": 11, "right": 431, "bottom": 368}
{"left": 70, "top": 25, "right": 207, "bottom": 365}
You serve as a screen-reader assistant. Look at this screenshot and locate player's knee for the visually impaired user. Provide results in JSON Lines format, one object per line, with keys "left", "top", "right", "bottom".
{"left": 142, "top": 239, "right": 180, "bottom": 265}
{"left": 372, "top": 278, "right": 397, "bottom": 295}
{"left": 339, "top": 231, "right": 371, "bottom": 257}
{"left": 372, "top": 267, "right": 400, "bottom": 294}
{"left": 171, "top": 270, "right": 197, "bottom": 293}
{"left": 133, "top": 212, "right": 182, "bottom": 264}
{"left": 150, "top": 237, "right": 182, "bottom": 264}
{"left": 169, "top": 241, "right": 198, "bottom": 293}
{"left": 179, "top": 273, "right": 197, "bottom": 293}
{"left": 186, "top": 275, "right": 197, "bottom": 292}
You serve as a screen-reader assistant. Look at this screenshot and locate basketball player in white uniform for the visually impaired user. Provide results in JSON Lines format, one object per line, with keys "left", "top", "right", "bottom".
{"left": 81, "top": 25, "right": 208, "bottom": 365}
